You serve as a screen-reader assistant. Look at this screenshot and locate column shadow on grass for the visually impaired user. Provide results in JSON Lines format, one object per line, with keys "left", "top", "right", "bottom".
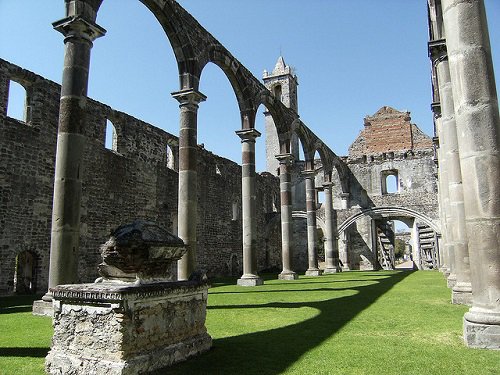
{"left": 160, "top": 271, "right": 413, "bottom": 375}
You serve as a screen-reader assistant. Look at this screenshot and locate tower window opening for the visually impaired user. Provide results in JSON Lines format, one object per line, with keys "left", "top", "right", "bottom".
{"left": 273, "top": 84, "right": 282, "bottom": 102}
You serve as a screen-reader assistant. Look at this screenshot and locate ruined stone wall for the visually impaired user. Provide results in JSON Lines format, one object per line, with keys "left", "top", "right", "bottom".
{"left": 348, "top": 106, "right": 433, "bottom": 156}
{"left": 339, "top": 107, "right": 438, "bottom": 269}
{"left": 0, "top": 59, "right": 281, "bottom": 294}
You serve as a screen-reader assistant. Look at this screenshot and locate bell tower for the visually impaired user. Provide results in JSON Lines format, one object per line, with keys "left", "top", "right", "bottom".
{"left": 263, "top": 56, "right": 299, "bottom": 175}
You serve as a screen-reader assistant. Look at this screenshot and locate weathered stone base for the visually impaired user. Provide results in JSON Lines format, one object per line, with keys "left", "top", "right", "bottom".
{"left": 452, "top": 283, "right": 473, "bottom": 306}
{"left": 305, "top": 268, "right": 322, "bottom": 276}
{"left": 323, "top": 267, "right": 341, "bottom": 274}
{"left": 32, "top": 300, "right": 53, "bottom": 317}
{"left": 447, "top": 274, "right": 457, "bottom": 288}
{"left": 463, "top": 315, "right": 500, "bottom": 349}
{"left": 45, "top": 280, "right": 212, "bottom": 374}
{"left": 278, "top": 271, "right": 298, "bottom": 280}
{"left": 237, "top": 276, "right": 263, "bottom": 286}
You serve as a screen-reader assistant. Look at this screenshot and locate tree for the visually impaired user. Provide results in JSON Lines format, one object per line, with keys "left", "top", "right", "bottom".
{"left": 394, "top": 239, "right": 406, "bottom": 259}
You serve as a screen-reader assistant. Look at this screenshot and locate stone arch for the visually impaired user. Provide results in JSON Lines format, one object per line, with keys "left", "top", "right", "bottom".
{"left": 13, "top": 249, "right": 40, "bottom": 294}
{"left": 139, "top": 0, "right": 202, "bottom": 88}
{"left": 338, "top": 206, "right": 440, "bottom": 235}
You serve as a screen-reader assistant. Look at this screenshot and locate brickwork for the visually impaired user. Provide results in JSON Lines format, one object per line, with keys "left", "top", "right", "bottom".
{"left": 349, "top": 106, "right": 433, "bottom": 157}
{"left": 0, "top": 59, "right": 281, "bottom": 294}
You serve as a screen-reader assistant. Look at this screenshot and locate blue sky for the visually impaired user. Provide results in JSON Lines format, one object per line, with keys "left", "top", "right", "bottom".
{"left": 1, "top": 0, "right": 499, "bottom": 172}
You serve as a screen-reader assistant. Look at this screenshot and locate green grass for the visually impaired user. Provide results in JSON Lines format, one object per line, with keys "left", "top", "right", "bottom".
{"left": 0, "top": 295, "right": 52, "bottom": 375}
{"left": 1, "top": 271, "right": 499, "bottom": 374}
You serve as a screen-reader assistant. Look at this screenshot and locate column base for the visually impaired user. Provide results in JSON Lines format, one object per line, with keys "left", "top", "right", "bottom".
{"left": 452, "top": 282, "right": 473, "bottom": 306}
{"left": 278, "top": 271, "right": 298, "bottom": 280}
{"left": 323, "top": 267, "right": 341, "bottom": 274}
{"left": 447, "top": 273, "right": 457, "bottom": 288}
{"left": 32, "top": 300, "right": 53, "bottom": 317}
{"left": 237, "top": 276, "right": 264, "bottom": 286}
{"left": 464, "top": 311, "right": 500, "bottom": 349}
{"left": 305, "top": 269, "right": 322, "bottom": 277}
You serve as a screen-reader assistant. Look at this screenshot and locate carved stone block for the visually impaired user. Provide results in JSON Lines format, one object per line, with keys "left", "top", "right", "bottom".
{"left": 45, "top": 281, "right": 212, "bottom": 374}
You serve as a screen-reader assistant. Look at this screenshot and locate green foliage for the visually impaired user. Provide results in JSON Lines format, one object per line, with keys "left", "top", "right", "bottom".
{"left": 1, "top": 273, "right": 499, "bottom": 375}
{"left": 394, "top": 238, "right": 406, "bottom": 259}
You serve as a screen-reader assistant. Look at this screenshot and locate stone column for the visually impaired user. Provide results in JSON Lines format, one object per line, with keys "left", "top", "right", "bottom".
{"left": 441, "top": 0, "right": 500, "bottom": 348}
{"left": 236, "top": 129, "right": 263, "bottom": 286}
{"left": 43, "top": 13, "right": 105, "bottom": 301}
{"left": 433, "top": 40, "right": 473, "bottom": 305}
{"left": 303, "top": 170, "right": 321, "bottom": 276}
{"left": 171, "top": 89, "right": 206, "bottom": 281}
{"left": 323, "top": 182, "right": 340, "bottom": 273}
{"left": 435, "top": 105, "right": 456, "bottom": 284}
{"left": 276, "top": 153, "right": 298, "bottom": 280}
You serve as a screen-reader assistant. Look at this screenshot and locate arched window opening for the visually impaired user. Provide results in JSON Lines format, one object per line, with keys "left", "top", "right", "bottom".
{"left": 317, "top": 189, "right": 325, "bottom": 206}
{"left": 272, "top": 194, "right": 279, "bottom": 212}
{"left": 105, "top": 119, "right": 118, "bottom": 151}
{"left": 381, "top": 170, "right": 399, "bottom": 194}
{"left": 216, "top": 164, "right": 222, "bottom": 175}
{"left": 13, "top": 250, "right": 37, "bottom": 294}
{"left": 232, "top": 201, "right": 239, "bottom": 221}
{"left": 166, "top": 144, "right": 176, "bottom": 170}
{"left": 7, "top": 80, "right": 29, "bottom": 122}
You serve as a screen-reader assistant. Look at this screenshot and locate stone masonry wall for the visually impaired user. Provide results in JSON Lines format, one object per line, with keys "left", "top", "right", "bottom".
{"left": 0, "top": 59, "right": 281, "bottom": 294}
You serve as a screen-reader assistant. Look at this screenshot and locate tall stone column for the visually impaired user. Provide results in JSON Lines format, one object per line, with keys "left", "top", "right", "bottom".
{"left": 435, "top": 105, "right": 456, "bottom": 284}
{"left": 303, "top": 170, "right": 321, "bottom": 276}
{"left": 171, "top": 89, "right": 206, "bottom": 281}
{"left": 441, "top": 0, "right": 500, "bottom": 348}
{"left": 276, "top": 153, "right": 298, "bottom": 280}
{"left": 432, "top": 40, "right": 472, "bottom": 305}
{"left": 43, "top": 13, "right": 105, "bottom": 301}
{"left": 323, "top": 182, "right": 340, "bottom": 273}
{"left": 236, "top": 129, "right": 263, "bottom": 286}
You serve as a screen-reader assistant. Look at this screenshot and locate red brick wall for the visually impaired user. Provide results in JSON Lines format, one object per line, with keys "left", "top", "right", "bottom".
{"left": 349, "top": 106, "right": 432, "bottom": 157}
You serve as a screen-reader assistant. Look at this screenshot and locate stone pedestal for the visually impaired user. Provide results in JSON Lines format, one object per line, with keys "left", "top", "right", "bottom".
{"left": 237, "top": 276, "right": 263, "bottom": 286}
{"left": 323, "top": 267, "right": 340, "bottom": 274}
{"left": 278, "top": 271, "right": 298, "bottom": 280}
{"left": 32, "top": 300, "right": 53, "bottom": 317}
{"left": 305, "top": 269, "right": 323, "bottom": 277}
{"left": 46, "top": 280, "right": 212, "bottom": 375}
{"left": 463, "top": 312, "right": 500, "bottom": 349}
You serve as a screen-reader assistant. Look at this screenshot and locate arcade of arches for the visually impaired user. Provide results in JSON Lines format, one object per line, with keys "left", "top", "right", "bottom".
{"left": 0, "top": 0, "right": 498, "bottom": 350}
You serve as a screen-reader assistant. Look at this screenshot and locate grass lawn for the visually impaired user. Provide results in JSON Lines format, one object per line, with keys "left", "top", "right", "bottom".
{"left": 1, "top": 271, "right": 499, "bottom": 374}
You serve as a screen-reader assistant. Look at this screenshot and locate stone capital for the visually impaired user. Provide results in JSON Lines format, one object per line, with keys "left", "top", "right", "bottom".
{"left": 53, "top": 16, "right": 106, "bottom": 42}
{"left": 431, "top": 101, "right": 442, "bottom": 118}
{"left": 275, "top": 153, "right": 294, "bottom": 165}
{"left": 322, "top": 181, "right": 334, "bottom": 189}
{"left": 235, "top": 128, "right": 261, "bottom": 143}
{"left": 428, "top": 39, "right": 448, "bottom": 64}
{"left": 171, "top": 89, "right": 207, "bottom": 107}
{"left": 301, "top": 169, "right": 317, "bottom": 179}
